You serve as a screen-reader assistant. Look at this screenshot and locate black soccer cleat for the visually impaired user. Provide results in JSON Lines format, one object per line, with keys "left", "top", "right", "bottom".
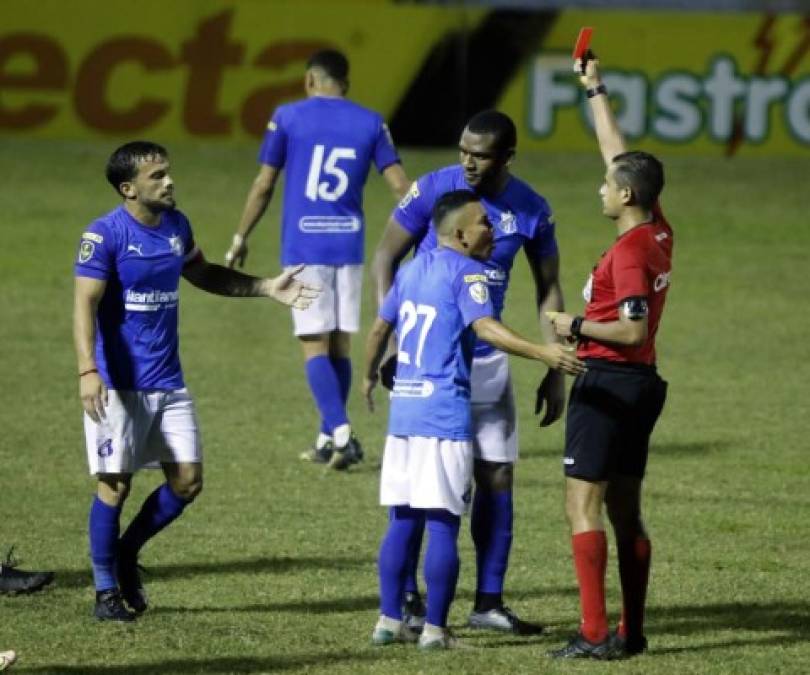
{"left": 117, "top": 552, "right": 148, "bottom": 614}
{"left": 0, "top": 547, "right": 54, "bottom": 595}
{"left": 549, "top": 632, "right": 622, "bottom": 660}
{"left": 609, "top": 631, "right": 648, "bottom": 657}
{"left": 402, "top": 591, "right": 426, "bottom": 632}
{"left": 468, "top": 605, "right": 544, "bottom": 636}
{"left": 299, "top": 441, "right": 334, "bottom": 464}
{"left": 328, "top": 434, "right": 363, "bottom": 471}
{"left": 94, "top": 589, "right": 137, "bottom": 622}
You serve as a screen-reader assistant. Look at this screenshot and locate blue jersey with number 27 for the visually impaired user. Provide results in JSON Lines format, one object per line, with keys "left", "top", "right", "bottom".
{"left": 259, "top": 96, "right": 400, "bottom": 266}
{"left": 380, "top": 247, "right": 495, "bottom": 440}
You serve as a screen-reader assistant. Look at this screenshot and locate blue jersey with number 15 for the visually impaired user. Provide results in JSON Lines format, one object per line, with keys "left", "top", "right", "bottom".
{"left": 259, "top": 96, "right": 400, "bottom": 266}
{"left": 380, "top": 247, "right": 495, "bottom": 440}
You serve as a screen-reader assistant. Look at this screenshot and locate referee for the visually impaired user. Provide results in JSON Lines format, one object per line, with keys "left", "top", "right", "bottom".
{"left": 549, "top": 51, "right": 673, "bottom": 660}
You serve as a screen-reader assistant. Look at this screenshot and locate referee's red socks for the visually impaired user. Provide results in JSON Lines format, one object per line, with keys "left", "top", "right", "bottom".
{"left": 616, "top": 536, "right": 652, "bottom": 640}
{"left": 572, "top": 530, "right": 609, "bottom": 643}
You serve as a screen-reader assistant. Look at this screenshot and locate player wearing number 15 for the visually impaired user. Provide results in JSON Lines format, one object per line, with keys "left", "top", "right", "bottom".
{"left": 363, "top": 191, "right": 585, "bottom": 648}
{"left": 225, "top": 49, "right": 409, "bottom": 469}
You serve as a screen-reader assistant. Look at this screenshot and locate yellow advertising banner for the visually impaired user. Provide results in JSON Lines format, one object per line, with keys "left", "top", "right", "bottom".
{"left": 0, "top": 0, "right": 478, "bottom": 141}
{"left": 498, "top": 10, "right": 810, "bottom": 156}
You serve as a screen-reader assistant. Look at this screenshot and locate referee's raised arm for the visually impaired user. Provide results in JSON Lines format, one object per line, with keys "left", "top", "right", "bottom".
{"left": 575, "top": 54, "right": 627, "bottom": 166}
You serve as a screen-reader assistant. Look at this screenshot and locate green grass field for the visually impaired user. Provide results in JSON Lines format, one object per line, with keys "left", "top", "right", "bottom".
{"left": 0, "top": 137, "right": 808, "bottom": 674}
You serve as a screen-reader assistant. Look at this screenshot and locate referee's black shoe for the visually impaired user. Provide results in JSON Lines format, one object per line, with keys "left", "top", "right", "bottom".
{"left": 94, "top": 589, "right": 136, "bottom": 622}
{"left": 0, "top": 548, "right": 54, "bottom": 595}
{"left": 609, "top": 631, "right": 648, "bottom": 657}
{"left": 117, "top": 552, "right": 148, "bottom": 614}
{"left": 549, "top": 632, "right": 622, "bottom": 660}
{"left": 329, "top": 434, "right": 364, "bottom": 470}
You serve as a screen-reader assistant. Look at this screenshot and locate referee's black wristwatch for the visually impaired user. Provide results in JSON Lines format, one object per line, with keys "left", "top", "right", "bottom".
{"left": 586, "top": 83, "right": 607, "bottom": 99}
{"left": 570, "top": 316, "right": 585, "bottom": 340}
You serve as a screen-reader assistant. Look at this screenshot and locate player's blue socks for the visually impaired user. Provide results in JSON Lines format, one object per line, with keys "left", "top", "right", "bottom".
{"left": 471, "top": 489, "right": 513, "bottom": 606}
{"left": 378, "top": 505, "right": 424, "bottom": 620}
{"left": 424, "top": 509, "right": 461, "bottom": 627}
{"left": 119, "top": 483, "right": 189, "bottom": 558}
{"left": 306, "top": 355, "right": 349, "bottom": 435}
{"left": 89, "top": 496, "right": 122, "bottom": 592}
{"left": 331, "top": 356, "right": 352, "bottom": 404}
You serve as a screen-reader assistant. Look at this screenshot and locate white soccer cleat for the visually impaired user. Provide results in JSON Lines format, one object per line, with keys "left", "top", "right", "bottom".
{"left": 0, "top": 650, "right": 17, "bottom": 672}
{"left": 371, "top": 616, "right": 419, "bottom": 646}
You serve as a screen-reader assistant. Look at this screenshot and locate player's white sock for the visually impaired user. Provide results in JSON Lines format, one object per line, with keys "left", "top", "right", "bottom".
{"left": 332, "top": 423, "right": 351, "bottom": 449}
{"left": 315, "top": 432, "right": 331, "bottom": 450}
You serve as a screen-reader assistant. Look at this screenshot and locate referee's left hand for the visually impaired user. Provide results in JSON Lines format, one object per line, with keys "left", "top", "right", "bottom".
{"left": 534, "top": 368, "right": 565, "bottom": 427}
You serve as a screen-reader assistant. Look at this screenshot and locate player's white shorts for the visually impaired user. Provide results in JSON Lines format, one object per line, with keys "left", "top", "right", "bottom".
{"left": 83, "top": 389, "right": 202, "bottom": 475}
{"left": 287, "top": 264, "right": 363, "bottom": 336}
{"left": 380, "top": 435, "right": 473, "bottom": 516}
{"left": 470, "top": 350, "right": 518, "bottom": 463}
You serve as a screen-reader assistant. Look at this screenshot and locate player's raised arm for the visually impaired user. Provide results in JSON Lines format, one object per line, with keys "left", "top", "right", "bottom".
{"left": 472, "top": 316, "right": 586, "bottom": 376}
{"left": 576, "top": 54, "right": 628, "bottom": 167}
{"left": 73, "top": 276, "right": 108, "bottom": 422}
{"left": 224, "top": 164, "right": 281, "bottom": 268}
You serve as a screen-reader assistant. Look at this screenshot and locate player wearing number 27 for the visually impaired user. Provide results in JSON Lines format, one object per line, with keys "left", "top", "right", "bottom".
{"left": 224, "top": 49, "right": 409, "bottom": 468}
{"left": 364, "top": 190, "right": 585, "bottom": 649}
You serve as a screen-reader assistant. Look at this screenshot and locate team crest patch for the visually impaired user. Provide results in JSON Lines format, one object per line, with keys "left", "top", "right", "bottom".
{"left": 498, "top": 211, "right": 517, "bottom": 234}
{"left": 469, "top": 281, "right": 489, "bottom": 304}
{"left": 78, "top": 240, "right": 95, "bottom": 263}
{"left": 397, "top": 182, "right": 420, "bottom": 209}
{"left": 97, "top": 439, "right": 113, "bottom": 458}
{"left": 169, "top": 234, "right": 184, "bottom": 256}
{"left": 82, "top": 232, "right": 104, "bottom": 244}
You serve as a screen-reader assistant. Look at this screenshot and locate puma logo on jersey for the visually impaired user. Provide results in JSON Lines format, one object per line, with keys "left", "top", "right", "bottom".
{"left": 127, "top": 243, "right": 143, "bottom": 255}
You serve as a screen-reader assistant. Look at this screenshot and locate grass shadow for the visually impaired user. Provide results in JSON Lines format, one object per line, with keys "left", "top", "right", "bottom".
{"left": 48, "top": 555, "right": 375, "bottom": 590}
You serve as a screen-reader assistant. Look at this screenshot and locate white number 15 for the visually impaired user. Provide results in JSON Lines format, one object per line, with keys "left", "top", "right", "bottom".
{"left": 305, "top": 145, "right": 356, "bottom": 202}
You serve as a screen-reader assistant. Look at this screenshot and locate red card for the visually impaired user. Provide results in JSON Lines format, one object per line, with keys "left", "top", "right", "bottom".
{"left": 572, "top": 27, "right": 593, "bottom": 60}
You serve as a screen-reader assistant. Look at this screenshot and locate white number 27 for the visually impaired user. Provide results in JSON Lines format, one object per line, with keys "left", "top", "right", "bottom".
{"left": 305, "top": 145, "right": 356, "bottom": 202}
{"left": 398, "top": 301, "right": 437, "bottom": 367}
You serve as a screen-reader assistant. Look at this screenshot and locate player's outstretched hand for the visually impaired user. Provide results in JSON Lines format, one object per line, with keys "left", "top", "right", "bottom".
{"left": 534, "top": 368, "right": 565, "bottom": 427}
{"left": 540, "top": 344, "right": 587, "bottom": 376}
{"left": 574, "top": 52, "right": 601, "bottom": 89}
{"left": 265, "top": 264, "right": 321, "bottom": 309}
{"left": 80, "top": 371, "right": 108, "bottom": 423}
{"left": 363, "top": 374, "right": 378, "bottom": 412}
{"left": 224, "top": 234, "right": 248, "bottom": 269}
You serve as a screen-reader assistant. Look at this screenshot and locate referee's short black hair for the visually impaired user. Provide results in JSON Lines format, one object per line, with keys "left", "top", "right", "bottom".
{"left": 307, "top": 49, "right": 349, "bottom": 84}
{"left": 433, "top": 190, "right": 480, "bottom": 234}
{"left": 611, "top": 151, "right": 665, "bottom": 210}
{"left": 106, "top": 141, "right": 167, "bottom": 196}
{"left": 466, "top": 110, "right": 517, "bottom": 157}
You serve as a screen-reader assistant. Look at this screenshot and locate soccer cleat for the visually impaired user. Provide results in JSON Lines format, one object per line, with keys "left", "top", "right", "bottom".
{"left": 328, "top": 434, "right": 363, "bottom": 470}
{"left": 549, "top": 632, "right": 621, "bottom": 660}
{"left": 468, "top": 605, "right": 544, "bottom": 635}
{"left": 0, "top": 547, "right": 54, "bottom": 595}
{"left": 299, "top": 441, "right": 334, "bottom": 464}
{"left": 0, "top": 650, "right": 17, "bottom": 672}
{"left": 402, "top": 591, "right": 426, "bottom": 632}
{"left": 417, "top": 627, "right": 467, "bottom": 650}
{"left": 94, "top": 589, "right": 136, "bottom": 622}
{"left": 371, "top": 617, "right": 418, "bottom": 646}
{"left": 609, "top": 631, "right": 648, "bottom": 657}
{"left": 116, "top": 552, "right": 148, "bottom": 614}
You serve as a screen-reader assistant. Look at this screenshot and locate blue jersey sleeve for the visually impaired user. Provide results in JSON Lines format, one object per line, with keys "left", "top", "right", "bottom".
{"left": 455, "top": 265, "right": 494, "bottom": 327}
{"left": 74, "top": 221, "right": 114, "bottom": 280}
{"left": 257, "top": 107, "right": 288, "bottom": 168}
{"left": 523, "top": 201, "right": 559, "bottom": 261}
{"left": 379, "top": 281, "right": 399, "bottom": 325}
{"left": 392, "top": 173, "right": 435, "bottom": 239}
{"left": 373, "top": 119, "right": 400, "bottom": 173}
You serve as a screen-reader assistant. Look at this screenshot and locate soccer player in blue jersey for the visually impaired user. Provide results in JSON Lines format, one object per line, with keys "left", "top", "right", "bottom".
{"left": 373, "top": 111, "right": 566, "bottom": 633}
{"left": 364, "top": 190, "right": 584, "bottom": 648}
{"left": 224, "top": 49, "right": 410, "bottom": 469}
{"left": 74, "top": 141, "right": 318, "bottom": 622}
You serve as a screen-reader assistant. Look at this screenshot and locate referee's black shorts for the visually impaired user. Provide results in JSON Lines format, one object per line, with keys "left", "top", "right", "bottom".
{"left": 563, "top": 358, "right": 667, "bottom": 481}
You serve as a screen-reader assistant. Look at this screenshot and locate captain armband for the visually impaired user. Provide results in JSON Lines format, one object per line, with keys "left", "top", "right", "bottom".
{"left": 619, "top": 296, "right": 649, "bottom": 321}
